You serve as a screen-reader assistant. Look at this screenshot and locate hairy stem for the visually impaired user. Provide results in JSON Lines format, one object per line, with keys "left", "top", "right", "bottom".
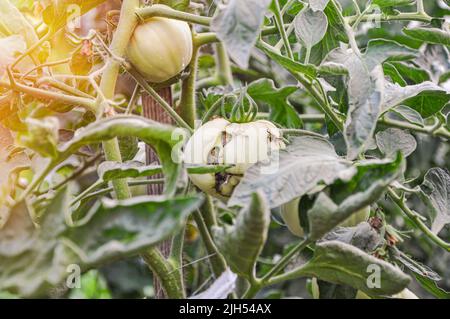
{"left": 272, "top": 0, "right": 294, "bottom": 60}
{"left": 215, "top": 43, "right": 234, "bottom": 86}
{"left": 143, "top": 249, "right": 186, "bottom": 298}
{"left": 178, "top": 39, "right": 200, "bottom": 128}
{"left": 136, "top": 5, "right": 211, "bottom": 26}
{"left": 378, "top": 117, "right": 450, "bottom": 140}
{"left": 193, "top": 210, "right": 228, "bottom": 277}
{"left": 387, "top": 188, "right": 450, "bottom": 252}
{"left": 97, "top": 0, "right": 139, "bottom": 200}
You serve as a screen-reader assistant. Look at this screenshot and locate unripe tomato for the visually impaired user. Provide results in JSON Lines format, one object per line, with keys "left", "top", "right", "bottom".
{"left": 183, "top": 118, "right": 285, "bottom": 200}
{"left": 126, "top": 6, "right": 193, "bottom": 83}
{"left": 281, "top": 197, "right": 370, "bottom": 237}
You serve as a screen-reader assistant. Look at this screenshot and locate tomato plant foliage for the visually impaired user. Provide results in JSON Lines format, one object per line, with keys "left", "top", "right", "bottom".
{"left": 0, "top": 0, "right": 449, "bottom": 299}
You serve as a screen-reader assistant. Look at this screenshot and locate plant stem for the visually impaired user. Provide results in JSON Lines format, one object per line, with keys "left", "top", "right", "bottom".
{"left": 0, "top": 80, "right": 96, "bottom": 111}
{"left": 126, "top": 67, "right": 193, "bottom": 132}
{"left": 143, "top": 248, "right": 186, "bottom": 298}
{"left": 378, "top": 117, "right": 450, "bottom": 139}
{"left": 97, "top": 0, "right": 183, "bottom": 298}
{"left": 387, "top": 188, "right": 450, "bottom": 252}
{"left": 73, "top": 179, "right": 165, "bottom": 204}
{"left": 169, "top": 224, "right": 187, "bottom": 294}
{"left": 416, "top": 0, "right": 425, "bottom": 14}
{"left": 125, "top": 84, "right": 141, "bottom": 114}
{"left": 272, "top": 0, "right": 294, "bottom": 60}
{"left": 194, "top": 32, "right": 219, "bottom": 46}
{"left": 281, "top": 0, "right": 296, "bottom": 16}
{"left": 242, "top": 280, "right": 263, "bottom": 299}
{"left": 331, "top": 0, "right": 361, "bottom": 56}
{"left": 275, "top": 23, "right": 295, "bottom": 50}
{"left": 201, "top": 96, "right": 224, "bottom": 123}
{"left": 192, "top": 210, "right": 228, "bottom": 277}
{"left": 255, "top": 40, "right": 344, "bottom": 131}
{"left": 351, "top": 4, "right": 373, "bottom": 30}
{"left": 178, "top": 38, "right": 200, "bottom": 128}
{"left": 37, "top": 77, "right": 94, "bottom": 99}
{"left": 199, "top": 195, "right": 218, "bottom": 233}
{"left": 97, "top": 0, "right": 139, "bottom": 200}
{"left": 70, "top": 179, "right": 105, "bottom": 206}
{"left": 345, "top": 11, "right": 432, "bottom": 24}
{"left": 215, "top": 43, "right": 234, "bottom": 86}
{"left": 11, "top": 31, "right": 51, "bottom": 69}
{"left": 243, "top": 238, "right": 311, "bottom": 299}
{"left": 136, "top": 5, "right": 211, "bottom": 26}
{"left": 45, "top": 153, "right": 101, "bottom": 194}
{"left": 304, "top": 46, "right": 311, "bottom": 65}
{"left": 281, "top": 128, "right": 326, "bottom": 138}
{"left": 262, "top": 238, "right": 311, "bottom": 281}
{"left": 293, "top": 73, "right": 344, "bottom": 131}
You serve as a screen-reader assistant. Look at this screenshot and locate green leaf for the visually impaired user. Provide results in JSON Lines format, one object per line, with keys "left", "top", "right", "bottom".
{"left": 289, "top": 241, "right": 411, "bottom": 297}
{"left": 372, "top": 0, "right": 415, "bottom": 8}
{"left": 309, "top": 0, "right": 330, "bottom": 11}
{"left": 386, "top": 61, "right": 431, "bottom": 84}
{"left": 0, "top": 188, "right": 75, "bottom": 297}
{"left": 403, "top": 90, "right": 450, "bottom": 118}
{"left": 383, "top": 81, "right": 449, "bottom": 117}
{"left": 98, "top": 161, "right": 163, "bottom": 181}
{"left": 228, "top": 136, "right": 355, "bottom": 208}
{"left": 211, "top": 0, "right": 271, "bottom": 68}
{"left": 0, "top": 124, "right": 29, "bottom": 228}
{"left": 214, "top": 191, "right": 270, "bottom": 280}
{"left": 118, "top": 136, "right": 139, "bottom": 162}
{"left": 0, "top": 186, "right": 203, "bottom": 297}
{"left": 98, "top": 161, "right": 232, "bottom": 181}
{"left": 322, "top": 222, "right": 382, "bottom": 252}
{"left": 65, "top": 195, "right": 204, "bottom": 265}
{"left": 294, "top": 7, "right": 328, "bottom": 49}
{"left": 256, "top": 41, "right": 318, "bottom": 78}
{"left": 364, "top": 39, "right": 417, "bottom": 71}
{"left": 0, "top": 35, "right": 26, "bottom": 75}
{"left": 419, "top": 168, "right": 450, "bottom": 235}
{"left": 307, "top": 1, "right": 348, "bottom": 65}
{"left": 415, "top": 274, "right": 450, "bottom": 299}
{"left": 42, "top": 0, "right": 107, "bottom": 32}
{"left": 403, "top": 27, "right": 450, "bottom": 46}
{"left": 247, "top": 78, "right": 303, "bottom": 128}
{"left": 0, "top": 0, "right": 39, "bottom": 53}
{"left": 375, "top": 128, "right": 417, "bottom": 158}
{"left": 388, "top": 105, "right": 424, "bottom": 127}
{"left": 317, "top": 62, "right": 349, "bottom": 75}
{"left": 57, "top": 115, "right": 184, "bottom": 196}
{"left": 68, "top": 270, "right": 111, "bottom": 299}
{"left": 308, "top": 154, "right": 403, "bottom": 240}
{"left": 18, "top": 117, "right": 59, "bottom": 158}
{"left": 383, "top": 63, "right": 407, "bottom": 86}
{"left": 391, "top": 248, "right": 441, "bottom": 281}
{"left": 325, "top": 47, "right": 384, "bottom": 159}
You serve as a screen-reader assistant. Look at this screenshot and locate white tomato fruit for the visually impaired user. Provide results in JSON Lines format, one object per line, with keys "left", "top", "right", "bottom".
{"left": 281, "top": 197, "right": 370, "bottom": 237}
{"left": 126, "top": 6, "right": 193, "bottom": 83}
{"left": 183, "top": 117, "right": 285, "bottom": 200}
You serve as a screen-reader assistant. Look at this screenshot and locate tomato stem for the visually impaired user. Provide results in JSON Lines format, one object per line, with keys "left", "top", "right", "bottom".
{"left": 136, "top": 4, "right": 212, "bottom": 26}
{"left": 387, "top": 188, "right": 450, "bottom": 252}
{"left": 178, "top": 37, "right": 200, "bottom": 128}
{"left": 272, "top": 0, "right": 294, "bottom": 60}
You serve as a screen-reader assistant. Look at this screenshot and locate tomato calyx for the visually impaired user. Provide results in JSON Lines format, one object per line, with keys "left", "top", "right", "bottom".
{"left": 218, "top": 88, "right": 258, "bottom": 124}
